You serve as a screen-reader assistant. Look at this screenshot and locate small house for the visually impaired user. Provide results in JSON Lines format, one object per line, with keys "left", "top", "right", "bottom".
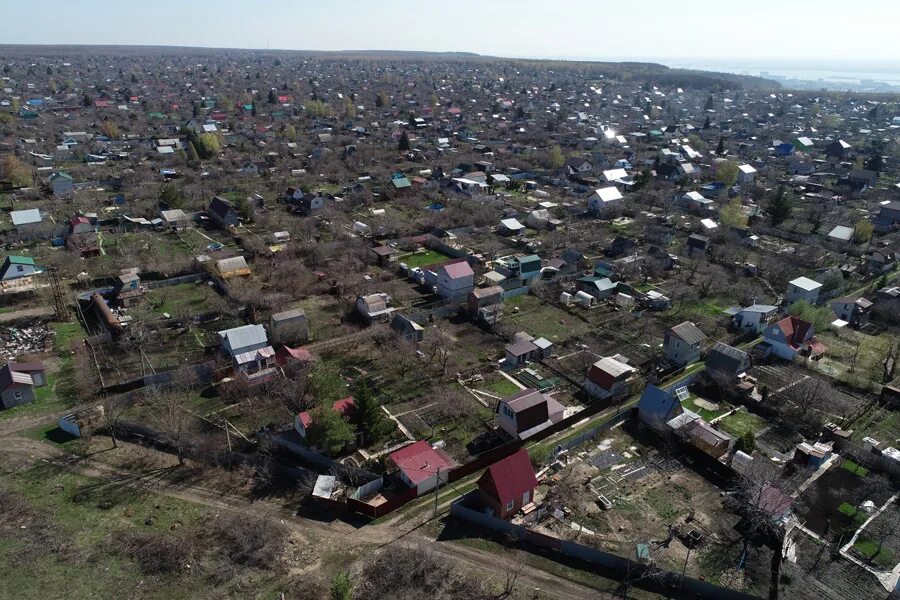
{"left": 584, "top": 356, "right": 635, "bottom": 399}
{"left": 218, "top": 324, "right": 275, "bottom": 379}
{"left": 588, "top": 186, "right": 623, "bottom": 212}
{"left": 705, "top": 342, "right": 751, "bottom": 378}
{"left": 49, "top": 172, "right": 75, "bottom": 197}
{"left": 389, "top": 441, "right": 454, "bottom": 496}
{"left": 785, "top": 276, "right": 822, "bottom": 305}
{"left": 207, "top": 196, "right": 240, "bottom": 228}
{"left": 58, "top": 405, "right": 105, "bottom": 438}
{"left": 356, "top": 293, "right": 394, "bottom": 322}
{"left": 161, "top": 209, "right": 191, "bottom": 231}
{"left": 499, "top": 218, "right": 526, "bottom": 236}
{"left": 476, "top": 449, "right": 539, "bottom": 520}
{"left": 761, "top": 316, "right": 824, "bottom": 361}
{"left": 830, "top": 297, "right": 872, "bottom": 328}
{"left": 216, "top": 255, "right": 252, "bottom": 278}
{"left": 732, "top": 304, "right": 778, "bottom": 333}
{"left": 10, "top": 208, "right": 44, "bottom": 237}
{"left": 496, "top": 388, "right": 565, "bottom": 440}
{"left": 663, "top": 321, "right": 706, "bottom": 366}
{"left": 391, "top": 314, "right": 425, "bottom": 342}
{"left": 269, "top": 308, "right": 309, "bottom": 345}
{"left": 0, "top": 255, "right": 37, "bottom": 280}
{"left": 0, "top": 362, "right": 46, "bottom": 409}
{"left": 434, "top": 260, "right": 474, "bottom": 300}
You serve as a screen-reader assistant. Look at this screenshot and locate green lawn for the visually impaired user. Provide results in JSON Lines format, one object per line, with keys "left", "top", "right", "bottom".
{"left": 717, "top": 410, "right": 768, "bottom": 439}
{"left": 837, "top": 502, "right": 869, "bottom": 527}
{"left": 681, "top": 396, "right": 730, "bottom": 421}
{"left": 148, "top": 282, "right": 216, "bottom": 316}
{"left": 853, "top": 537, "right": 895, "bottom": 569}
{"left": 401, "top": 249, "right": 451, "bottom": 269}
{"left": 841, "top": 459, "right": 869, "bottom": 477}
{"left": 485, "top": 374, "right": 522, "bottom": 397}
{"left": 504, "top": 294, "right": 583, "bottom": 342}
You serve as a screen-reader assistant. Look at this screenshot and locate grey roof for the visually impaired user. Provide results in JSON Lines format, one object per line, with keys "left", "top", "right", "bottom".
{"left": 790, "top": 276, "right": 822, "bottom": 291}
{"left": 219, "top": 324, "right": 268, "bottom": 350}
{"left": 506, "top": 339, "right": 539, "bottom": 356}
{"left": 271, "top": 308, "right": 306, "bottom": 322}
{"left": 670, "top": 321, "right": 706, "bottom": 345}
{"left": 706, "top": 342, "right": 749, "bottom": 375}
{"left": 216, "top": 255, "right": 249, "bottom": 273}
{"left": 10, "top": 209, "right": 42, "bottom": 226}
{"left": 743, "top": 304, "right": 778, "bottom": 314}
{"left": 504, "top": 388, "right": 546, "bottom": 412}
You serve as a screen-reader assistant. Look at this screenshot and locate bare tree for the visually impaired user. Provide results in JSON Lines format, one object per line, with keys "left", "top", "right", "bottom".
{"left": 149, "top": 390, "right": 197, "bottom": 466}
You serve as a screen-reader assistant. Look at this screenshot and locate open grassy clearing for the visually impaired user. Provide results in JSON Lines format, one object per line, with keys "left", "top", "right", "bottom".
{"left": 716, "top": 409, "right": 768, "bottom": 438}
{"left": 504, "top": 294, "right": 585, "bottom": 342}
{"left": 400, "top": 249, "right": 451, "bottom": 268}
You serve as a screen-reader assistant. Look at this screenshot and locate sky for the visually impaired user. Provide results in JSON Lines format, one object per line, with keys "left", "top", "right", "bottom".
{"left": 2, "top": 0, "right": 899, "bottom": 65}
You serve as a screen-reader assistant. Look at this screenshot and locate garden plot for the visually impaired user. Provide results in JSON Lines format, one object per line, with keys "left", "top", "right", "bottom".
{"left": 798, "top": 459, "right": 894, "bottom": 540}
{"left": 539, "top": 428, "right": 738, "bottom": 575}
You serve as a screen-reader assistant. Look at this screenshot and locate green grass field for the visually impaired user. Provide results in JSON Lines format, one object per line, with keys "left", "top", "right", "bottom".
{"left": 841, "top": 459, "right": 869, "bottom": 477}
{"left": 401, "top": 249, "right": 451, "bottom": 268}
{"left": 717, "top": 410, "right": 768, "bottom": 439}
{"left": 681, "top": 396, "right": 730, "bottom": 421}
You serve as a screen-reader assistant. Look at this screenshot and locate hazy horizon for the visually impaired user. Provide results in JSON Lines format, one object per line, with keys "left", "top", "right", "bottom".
{"left": 2, "top": 0, "right": 898, "bottom": 64}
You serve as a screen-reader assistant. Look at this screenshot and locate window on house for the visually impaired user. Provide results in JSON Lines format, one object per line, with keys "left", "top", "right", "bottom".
{"left": 506, "top": 499, "right": 515, "bottom": 511}
{"left": 14, "top": 391, "right": 22, "bottom": 400}
{"left": 16, "top": 266, "right": 23, "bottom": 272}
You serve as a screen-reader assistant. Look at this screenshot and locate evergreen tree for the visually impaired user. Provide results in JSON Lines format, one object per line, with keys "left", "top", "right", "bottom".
{"left": 330, "top": 572, "right": 352, "bottom": 600}
{"left": 350, "top": 379, "right": 391, "bottom": 446}
{"left": 407, "top": 112, "right": 417, "bottom": 128}
{"left": 702, "top": 115, "right": 710, "bottom": 130}
{"left": 715, "top": 136, "right": 725, "bottom": 155}
{"left": 864, "top": 152, "right": 884, "bottom": 174}
{"left": 250, "top": 101, "right": 257, "bottom": 117}
{"left": 192, "top": 102, "right": 199, "bottom": 118}
{"left": 398, "top": 131, "right": 410, "bottom": 151}
{"left": 704, "top": 95, "right": 714, "bottom": 111}
{"left": 83, "top": 94, "right": 92, "bottom": 107}
{"left": 515, "top": 105, "right": 526, "bottom": 121}
{"left": 186, "top": 141, "right": 200, "bottom": 164}
{"left": 307, "top": 406, "right": 354, "bottom": 455}
{"left": 767, "top": 186, "right": 793, "bottom": 226}
{"left": 267, "top": 89, "right": 277, "bottom": 105}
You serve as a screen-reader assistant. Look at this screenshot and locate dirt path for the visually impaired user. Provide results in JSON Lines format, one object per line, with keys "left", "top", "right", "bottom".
{"left": 0, "top": 305, "right": 55, "bottom": 323}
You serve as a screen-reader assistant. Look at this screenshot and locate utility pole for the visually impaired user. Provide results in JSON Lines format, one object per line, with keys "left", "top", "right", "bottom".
{"left": 433, "top": 465, "right": 440, "bottom": 519}
{"left": 48, "top": 266, "right": 70, "bottom": 321}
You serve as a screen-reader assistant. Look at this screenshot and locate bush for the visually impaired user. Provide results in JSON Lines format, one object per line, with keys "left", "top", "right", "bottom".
{"left": 115, "top": 533, "right": 191, "bottom": 574}
{"left": 211, "top": 513, "right": 287, "bottom": 569}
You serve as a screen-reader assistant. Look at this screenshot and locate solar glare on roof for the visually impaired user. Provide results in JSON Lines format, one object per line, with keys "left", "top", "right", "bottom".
{"left": 674, "top": 387, "right": 689, "bottom": 402}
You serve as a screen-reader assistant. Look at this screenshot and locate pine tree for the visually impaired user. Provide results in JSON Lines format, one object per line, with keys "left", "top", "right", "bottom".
{"left": 251, "top": 101, "right": 257, "bottom": 117}
{"left": 702, "top": 115, "right": 710, "bottom": 130}
{"left": 704, "top": 95, "right": 714, "bottom": 111}
{"left": 398, "top": 131, "right": 410, "bottom": 152}
{"left": 186, "top": 141, "right": 200, "bottom": 164}
{"left": 350, "top": 379, "right": 390, "bottom": 446}
{"left": 767, "top": 186, "right": 793, "bottom": 226}
{"left": 716, "top": 136, "right": 725, "bottom": 155}
{"left": 267, "top": 89, "right": 277, "bottom": 105}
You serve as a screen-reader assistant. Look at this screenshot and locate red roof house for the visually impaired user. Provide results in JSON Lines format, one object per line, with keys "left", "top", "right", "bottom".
{"left": 477, "top": 449, "right": 539, "bottom": 519}
{"left": 762, "top": 316, "right": 825, "bottom": 360}
{"left": 389, "top": 440, "right": 454, "bottom": 495}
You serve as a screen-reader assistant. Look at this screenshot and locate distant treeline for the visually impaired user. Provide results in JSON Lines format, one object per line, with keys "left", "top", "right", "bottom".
{"left": 0, "top": 44, "right": 778, "bottom": 90}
